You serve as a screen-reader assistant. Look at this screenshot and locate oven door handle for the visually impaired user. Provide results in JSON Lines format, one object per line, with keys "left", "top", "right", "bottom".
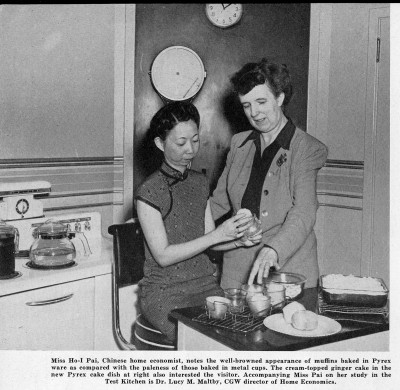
{"left": 25, "top": 293, "right": 74, "bottom": 306}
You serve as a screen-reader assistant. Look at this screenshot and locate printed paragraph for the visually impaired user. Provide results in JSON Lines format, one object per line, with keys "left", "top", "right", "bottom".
{"left": 49, "top": 355, "right": 392, "bottom": 386}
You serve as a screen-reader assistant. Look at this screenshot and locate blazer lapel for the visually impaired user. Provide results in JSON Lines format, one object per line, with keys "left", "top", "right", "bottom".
{"left": 228, "top": 140, "right": 255, "bottom": 210}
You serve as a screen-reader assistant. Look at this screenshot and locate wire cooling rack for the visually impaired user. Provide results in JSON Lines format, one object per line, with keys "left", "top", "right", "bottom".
{"left": 192, "top": 306, "right": 271, "bottom": 333}
{"left": 317, "top": 291, "right": 389, "bottom": 324}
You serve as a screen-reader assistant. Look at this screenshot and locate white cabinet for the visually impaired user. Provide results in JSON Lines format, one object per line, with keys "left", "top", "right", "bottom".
{"left": 0, "top": 278, "right": 95, "bottom": 350}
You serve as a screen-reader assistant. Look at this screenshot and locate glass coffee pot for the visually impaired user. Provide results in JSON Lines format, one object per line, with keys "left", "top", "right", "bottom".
{"left": 29, "top": 219, "right": 91, "bottom": 268}
{"left": 0, "top": 220, "right": 19, "bottom": 278}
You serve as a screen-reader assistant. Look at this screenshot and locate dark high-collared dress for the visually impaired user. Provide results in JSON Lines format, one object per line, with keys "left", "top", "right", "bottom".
{"left": 135, "top": 161, "right": 223, "bottom": 342}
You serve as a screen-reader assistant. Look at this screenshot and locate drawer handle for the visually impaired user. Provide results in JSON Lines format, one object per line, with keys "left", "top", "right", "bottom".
{"left": 25, "top": 293, "right": 74, "bottom": 306}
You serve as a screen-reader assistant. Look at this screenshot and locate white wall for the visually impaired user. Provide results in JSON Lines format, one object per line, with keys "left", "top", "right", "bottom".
{"left": 0, "top": 4, "right": 136, "bottom": 233}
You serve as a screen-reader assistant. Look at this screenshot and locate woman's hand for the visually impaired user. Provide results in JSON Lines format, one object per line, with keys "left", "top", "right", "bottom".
{"left": 247, "top": 246, "right": 280, "bottom": 285}
{"left": 237, "top": 231, "right": 263, "bottom": 247}
{"left": 213, "top": 213, "right": 253, "bottom": 243}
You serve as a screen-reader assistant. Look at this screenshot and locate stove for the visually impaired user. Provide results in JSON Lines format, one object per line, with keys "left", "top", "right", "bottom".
{"left": 1, "top": 181, "right": 103, "bottom": 276}
{"left": 11, "top": 211, "right": 102, "bottom": 259}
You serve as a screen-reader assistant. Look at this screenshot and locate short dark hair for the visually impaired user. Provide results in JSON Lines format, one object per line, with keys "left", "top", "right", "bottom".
{"left": 149, "top": 102, "right": 200, "bottom": 141}
{"left": 231, "top": 58, "right": 293, "bottom": 106}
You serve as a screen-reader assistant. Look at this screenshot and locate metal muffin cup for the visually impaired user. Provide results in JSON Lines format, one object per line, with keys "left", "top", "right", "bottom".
{"left": 205, "top": 296, "right": 231, "bottom": 319}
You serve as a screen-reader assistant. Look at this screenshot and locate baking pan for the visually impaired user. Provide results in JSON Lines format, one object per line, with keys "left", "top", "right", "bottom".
{"left": 319, "top": 274, "right": 389, "bottom": 307}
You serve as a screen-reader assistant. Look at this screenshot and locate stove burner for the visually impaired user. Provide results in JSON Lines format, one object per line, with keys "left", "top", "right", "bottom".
{"left": 0, "top": 271, "right": 22, "bottom": 280}
{"left": 25, "top": 260, "right": 77, "bottom": 270}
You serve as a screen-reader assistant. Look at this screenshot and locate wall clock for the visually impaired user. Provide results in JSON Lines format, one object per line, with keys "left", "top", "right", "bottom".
{"left": 205, "top": 4, "right": 243, "bottom": 29}
{"left": 149, "top": 46, "right": 206, "bottom": 103}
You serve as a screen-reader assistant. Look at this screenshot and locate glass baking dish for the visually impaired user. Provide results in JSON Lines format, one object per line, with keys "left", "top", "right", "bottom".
{"left": 319, "top": 274, "right": 389, "bottom": 307}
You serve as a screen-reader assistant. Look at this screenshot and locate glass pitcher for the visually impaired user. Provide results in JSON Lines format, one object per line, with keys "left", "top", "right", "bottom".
{"left": 29, "top": 219, "right": 91, "bottom": 268}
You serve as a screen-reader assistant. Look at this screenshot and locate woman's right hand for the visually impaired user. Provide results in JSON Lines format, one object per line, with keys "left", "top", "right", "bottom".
{"left": 213, "top": 213, "right": 253, "bottom": 243}
{"left": 239, "top": 232, "right": 263, "bottom": 247}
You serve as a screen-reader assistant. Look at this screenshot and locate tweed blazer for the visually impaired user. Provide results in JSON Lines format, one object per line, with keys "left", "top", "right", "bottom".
{"left": 210, "top": 125, "right": 328, "bottom": 288}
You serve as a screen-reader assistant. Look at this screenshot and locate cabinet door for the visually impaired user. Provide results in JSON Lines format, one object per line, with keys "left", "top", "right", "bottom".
{"left": 0, "top": 278, "right": 95, "bottom": 350}
{"left": 361, "top": 7, "right": 390, "bottom": 285}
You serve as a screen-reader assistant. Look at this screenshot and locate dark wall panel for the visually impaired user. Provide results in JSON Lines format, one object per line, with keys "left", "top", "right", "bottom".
{"left": 134, "top": 4, "right": 310, "bottom": 191}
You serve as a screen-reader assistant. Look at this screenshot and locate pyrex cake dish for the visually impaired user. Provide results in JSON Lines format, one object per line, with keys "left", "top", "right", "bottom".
{"left": 320, "top": 274, "right": 389, "bottom": 307}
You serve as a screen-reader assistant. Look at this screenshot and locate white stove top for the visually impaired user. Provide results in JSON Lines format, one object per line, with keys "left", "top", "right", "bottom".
{"left": 9, "top": 211, "right": 102, "bottom": 256}
{"left": 0, "top": 210, "right": 112, "bottom": 296}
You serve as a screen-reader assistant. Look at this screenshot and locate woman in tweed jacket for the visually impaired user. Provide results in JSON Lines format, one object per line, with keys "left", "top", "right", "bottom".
{"left": 210, "top": 58, "right": 328, "bottom": 289}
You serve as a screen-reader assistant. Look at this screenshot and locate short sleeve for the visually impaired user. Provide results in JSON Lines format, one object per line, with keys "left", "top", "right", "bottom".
{"left": 135, "top": 177, "right": 163, "bottom": 212}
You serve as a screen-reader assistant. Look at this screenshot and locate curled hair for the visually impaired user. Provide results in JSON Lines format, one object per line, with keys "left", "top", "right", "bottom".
{"left": 149, "top": 101, "right": 200, "bottom": 141}
{"left": 231, "top": 58, "right": 293, "bottom": 106}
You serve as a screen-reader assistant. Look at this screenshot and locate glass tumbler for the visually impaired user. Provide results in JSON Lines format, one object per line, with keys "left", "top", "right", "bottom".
{"left": 224, "top": 288, "right": 247, "bottom": 313}
{"left": 247, "top": 295, "right": 272, "bottom": 317}
{"left": 241, "top": 284, "right": 267, "bottom": 302}
{"left": 240, "top": 214, "right": 262, "bottom": 242}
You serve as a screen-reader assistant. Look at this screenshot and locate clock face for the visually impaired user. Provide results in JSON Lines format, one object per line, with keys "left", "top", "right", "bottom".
{"left": 205, "top": 4, "right": 243, "bottom": 28}
{"left": 150, "top": 46, "right": 206, "bottom": 102}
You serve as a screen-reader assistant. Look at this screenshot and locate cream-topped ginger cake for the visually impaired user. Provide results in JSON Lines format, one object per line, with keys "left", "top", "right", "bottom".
{"left": 322, "top": 274, "right": 386, "bottom": 295}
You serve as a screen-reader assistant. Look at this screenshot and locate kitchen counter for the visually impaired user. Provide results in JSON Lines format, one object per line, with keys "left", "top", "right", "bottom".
{"left": 170, "top": 288, "right": 389, "bottom": 351}
{"left": 0, "top": 238, "right": 113, "bottom": 297}
{"left": 0, "top": 237, "right": 119, "bottom": 350}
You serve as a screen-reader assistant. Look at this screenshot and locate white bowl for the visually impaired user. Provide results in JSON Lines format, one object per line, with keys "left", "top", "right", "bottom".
{"left": 265, "top": 283, "right": 286, "bottom": 306}
{"left": 263, "top": 272, "right": 306, "bottom": 299}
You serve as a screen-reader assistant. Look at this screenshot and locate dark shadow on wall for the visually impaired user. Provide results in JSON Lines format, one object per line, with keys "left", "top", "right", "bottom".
{"left": 130, "top": 128, "right": 164, "bottom": 219}
{"left": 135, "top": 129, "right": 164, "bottom": 181}
{"left": 208, "top": 89, "right": 250, "bottom": 192}
{"left": 222, "top": 90, "right": 251, "bottom": 136}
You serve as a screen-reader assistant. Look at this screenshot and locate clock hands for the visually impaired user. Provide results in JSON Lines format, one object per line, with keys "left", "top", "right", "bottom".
{"left": 221, "top": 4, "right": 232, "bottom": 11}
{"left": 183, "top": 77, "right": 199, "bottom": 99}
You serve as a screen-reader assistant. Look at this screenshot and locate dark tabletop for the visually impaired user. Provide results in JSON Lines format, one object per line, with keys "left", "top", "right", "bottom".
{"left": 170, "top": 287, "right": 389, "bottom": 351}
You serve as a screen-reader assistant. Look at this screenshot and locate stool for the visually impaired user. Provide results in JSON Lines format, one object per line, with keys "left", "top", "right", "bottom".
{"left": 133, "top": 314, "right": 176, "bottom": 350}
{"left": 108, "top": 221, "right": 176, "bottom": 350}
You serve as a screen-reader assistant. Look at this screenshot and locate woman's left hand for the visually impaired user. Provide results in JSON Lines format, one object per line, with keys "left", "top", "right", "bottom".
{"left": 247, "top": 246, "right": 280, "bottom": 285}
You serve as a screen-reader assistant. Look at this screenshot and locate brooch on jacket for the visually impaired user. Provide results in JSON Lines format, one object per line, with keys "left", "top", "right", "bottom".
{"left": 276, "top": 153, "right": 287, "bottom": 167}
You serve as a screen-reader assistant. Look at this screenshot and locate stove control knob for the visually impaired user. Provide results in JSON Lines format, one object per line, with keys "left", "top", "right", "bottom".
{"left": 84, "top": 221, "right": 91, "bottom": 231}
{"left": 75, "top": 222, "right": 81, "bottom": 232}
{"left": 67, "top": 224, "right": 72, "bottom": 231}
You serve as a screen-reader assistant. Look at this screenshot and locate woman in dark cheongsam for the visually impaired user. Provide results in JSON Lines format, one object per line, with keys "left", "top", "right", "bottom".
{"left": 135, "top": 102, "right": 259, "bottom": 342}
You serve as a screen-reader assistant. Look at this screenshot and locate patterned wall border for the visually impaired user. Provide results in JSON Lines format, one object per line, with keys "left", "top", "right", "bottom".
{"left": 0, "top": 157, "right": 122, "bottom": 168}
{"left": 0, "top": 157, "right": 124, "bottom": 212}
{"left": 324, "top": 159, "right": 364, "bottom": 169}
{"left": 317, "top": 159, "right": 364, "bottom": 210}
{"left": 1, "top": 157, "right": 365, "bottom": 211}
